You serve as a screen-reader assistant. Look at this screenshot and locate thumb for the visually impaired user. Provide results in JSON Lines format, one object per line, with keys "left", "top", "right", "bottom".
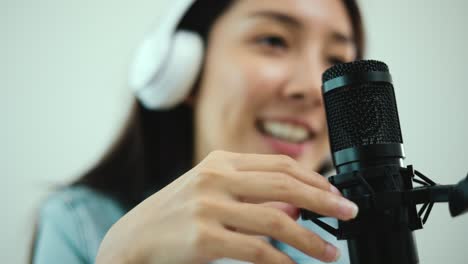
{"left": 260, "top": 201, "right": 300, "bottom": 220}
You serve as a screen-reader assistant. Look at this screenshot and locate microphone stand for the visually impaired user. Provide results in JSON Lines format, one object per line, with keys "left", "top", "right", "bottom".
{"left": 301, "top": 167, "right": 468, "bottom": 264}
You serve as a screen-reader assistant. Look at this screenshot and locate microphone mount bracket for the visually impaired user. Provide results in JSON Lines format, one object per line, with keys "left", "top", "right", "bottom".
{"left": 301, "top": 165, "right": 468, "bottom": 240}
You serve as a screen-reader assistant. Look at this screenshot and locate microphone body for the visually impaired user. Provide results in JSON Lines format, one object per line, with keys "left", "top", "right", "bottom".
{"left": 321, "top": 60, "right": 419, "bottom": 264}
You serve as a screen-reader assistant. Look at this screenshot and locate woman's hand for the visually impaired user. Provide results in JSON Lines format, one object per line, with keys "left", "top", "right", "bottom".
{"left": 96, "top": 151, "right": 358, "bottom": 264}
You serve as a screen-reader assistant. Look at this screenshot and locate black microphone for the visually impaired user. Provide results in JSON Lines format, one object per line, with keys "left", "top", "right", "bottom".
{"left": 321, "top": 60, "right": 417, "bottom": 264}
{"left": 300, "top": 60, "right": 468, "bottom": 264}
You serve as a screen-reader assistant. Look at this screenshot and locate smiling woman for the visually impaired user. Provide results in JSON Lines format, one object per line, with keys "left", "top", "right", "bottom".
{"left": 30, "top": 0, "right": 365, "bottom": 264}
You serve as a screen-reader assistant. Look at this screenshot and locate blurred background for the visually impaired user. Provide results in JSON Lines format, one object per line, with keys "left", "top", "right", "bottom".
{"left": 2, "top": 0, "right": 467, "bottom": 263}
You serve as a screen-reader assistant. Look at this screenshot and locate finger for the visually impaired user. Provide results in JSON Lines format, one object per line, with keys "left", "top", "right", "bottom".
{"left": 260, "top": 201, "right": 300, "bottom": 220}
{"left": 226, "top": 171, "right": 358, "bottom": 221}
{"left": 202, "top": 226, "right": 296, "bottom": 264}
{"left": 225, "top": 202, "right": 299, "bottom": 235}
{"left": 229, "top": 153, "right": 341, "bottom": 196}
{"left": 214, "top": 201, "right": 340, "bottom": 263}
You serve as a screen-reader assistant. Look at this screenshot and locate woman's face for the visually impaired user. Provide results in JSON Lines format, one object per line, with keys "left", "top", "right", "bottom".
{"left": 193, "top": 0, "right": 357, "bottom": 172}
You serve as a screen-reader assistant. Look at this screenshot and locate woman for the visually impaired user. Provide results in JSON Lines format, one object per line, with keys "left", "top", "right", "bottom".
{"left": 32, "top": 0, "right": 365, "bottom": 263}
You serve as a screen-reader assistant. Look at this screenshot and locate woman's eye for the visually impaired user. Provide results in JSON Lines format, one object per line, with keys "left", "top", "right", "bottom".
{"left": 328, "top": 57, "right": 346, "bottom": 66}
{"left": 256, "top": 35, "right": 288, "bottom": 49}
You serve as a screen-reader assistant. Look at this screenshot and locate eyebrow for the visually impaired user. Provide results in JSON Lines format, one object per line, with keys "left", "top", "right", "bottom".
{"left": 331, "top": 31, "right": 355, "bottom": 45}
{"left": 248, "top": 10, "right": 355, "bottom": 45}
{"left": 248, "top": 10, "right": 303, "bottom": 29}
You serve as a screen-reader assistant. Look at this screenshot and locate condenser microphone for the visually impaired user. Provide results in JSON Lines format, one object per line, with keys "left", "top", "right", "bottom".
{"left": 322, "top": 60, "right": 418, "bottom": 264}
{"left": 301, "top": 59, "right": 468, "bottom": 264}
{"left": 301, "top": 59, "right": 418, "bottom": 263}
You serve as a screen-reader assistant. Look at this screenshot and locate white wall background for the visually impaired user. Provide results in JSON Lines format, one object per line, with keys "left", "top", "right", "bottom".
{"left": 2, "top": 0, "right": 467, "bottom": 263}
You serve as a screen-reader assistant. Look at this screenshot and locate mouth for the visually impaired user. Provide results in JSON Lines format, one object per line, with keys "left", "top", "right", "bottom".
{"left": 255, "top": 118, "right": 315, "bottom": 144}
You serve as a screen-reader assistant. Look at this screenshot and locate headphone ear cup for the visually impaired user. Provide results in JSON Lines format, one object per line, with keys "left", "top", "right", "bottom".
{"left": 133, "top": 30, "right": 204, "bottom": 110}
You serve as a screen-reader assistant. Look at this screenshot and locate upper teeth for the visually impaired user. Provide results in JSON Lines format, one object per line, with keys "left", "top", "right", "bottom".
{"left": 262, "top": 120, "right": 309, "bottom": 143}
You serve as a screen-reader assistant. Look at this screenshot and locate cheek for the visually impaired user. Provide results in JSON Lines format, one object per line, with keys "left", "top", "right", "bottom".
{"left": 240, "top": 57, "right": 291, "bottom": 107}
{"left": 210, "top": 54, "right": 291, "bottom": 113}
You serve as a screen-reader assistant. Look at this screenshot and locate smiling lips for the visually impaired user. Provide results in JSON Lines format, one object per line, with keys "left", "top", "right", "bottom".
{"left": 258, "top": 119, "right": 314, "bottom": 143}
{"left": 256, "top": 118, "right": 316, "bottom": 157}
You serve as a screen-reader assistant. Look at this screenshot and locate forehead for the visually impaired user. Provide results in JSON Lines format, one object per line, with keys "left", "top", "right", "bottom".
{"left": 228, "top": 0, "right": 353, "bottom": 36}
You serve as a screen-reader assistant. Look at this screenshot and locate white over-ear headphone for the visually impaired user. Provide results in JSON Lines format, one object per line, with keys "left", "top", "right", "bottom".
{"left": 129, "top": 0, "right": 203, "bottom": 110}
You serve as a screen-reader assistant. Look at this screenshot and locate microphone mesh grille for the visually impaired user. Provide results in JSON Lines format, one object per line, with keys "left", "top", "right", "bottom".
{"left": 323, "top": 60, "right": 389, "bottom": 83}
{"left": 324, "top": 82, "right": 403, "bottom": 153}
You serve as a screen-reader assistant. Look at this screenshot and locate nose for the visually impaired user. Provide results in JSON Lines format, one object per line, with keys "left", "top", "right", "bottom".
{"left": 281, "top": 52, "right": 325, "bottom": 108}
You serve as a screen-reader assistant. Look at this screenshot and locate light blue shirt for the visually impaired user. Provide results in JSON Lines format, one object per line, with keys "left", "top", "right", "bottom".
{"left": 33, "top": 185, "right": 350, "bottom": 263}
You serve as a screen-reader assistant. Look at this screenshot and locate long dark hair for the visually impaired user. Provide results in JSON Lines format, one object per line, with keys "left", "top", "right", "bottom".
{"left": 74, "top": 0, "right": 367, "bottom": 208}
{"left": 73, "top": 1, "right": 237, "bottom": 208}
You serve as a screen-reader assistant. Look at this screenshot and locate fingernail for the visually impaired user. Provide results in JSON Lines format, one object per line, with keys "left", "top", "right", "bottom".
{"left": 324, "top": 243, "right": 340, "bottom": 262}
{"left": 330, "top": 185, "right": 342, "bottom": 196}
{"left": 338, "top": 198, "right": 359, "bottom": 220}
